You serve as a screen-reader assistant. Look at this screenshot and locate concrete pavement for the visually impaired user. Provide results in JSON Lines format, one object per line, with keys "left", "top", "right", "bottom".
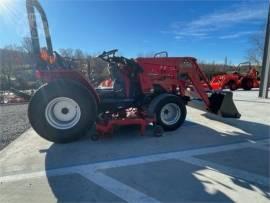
{"left": 0, "top": 90, "right": 269, "bottom": 202}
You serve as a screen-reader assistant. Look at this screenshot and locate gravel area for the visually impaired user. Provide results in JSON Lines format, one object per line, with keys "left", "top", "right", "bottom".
{"left": 0, "top": 104, "right": 30, "bottom": 151}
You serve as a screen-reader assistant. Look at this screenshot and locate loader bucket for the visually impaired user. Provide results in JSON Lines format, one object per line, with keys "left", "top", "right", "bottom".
{"left": 209, "top": 92, "right": 241, "bottom": 118}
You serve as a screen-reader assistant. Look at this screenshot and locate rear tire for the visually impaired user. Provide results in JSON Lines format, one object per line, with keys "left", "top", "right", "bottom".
{"left": 28, "top": 79, "right": 97, "bottom": 143}
{"left": 149, "top": 95, "right": 186, "bottom": 131}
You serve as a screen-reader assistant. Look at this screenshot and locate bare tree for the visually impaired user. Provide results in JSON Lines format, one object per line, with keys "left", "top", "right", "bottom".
{"left": 74, "top": 49, "right": 85, "bottom": 59}
{"left": 0, "top": 45, "right": 24, "bottom": 90}
{"left": 246, "top": 28, "right": 265, "bottom": 65}
{"left": 20, "top": 37, "right": 35, "bottom": 67}
{"left": 21, "top": 37, "right": 33, "bottom": 54}
{"left": 59, "top": 48, "right": 74, "bottom": 58}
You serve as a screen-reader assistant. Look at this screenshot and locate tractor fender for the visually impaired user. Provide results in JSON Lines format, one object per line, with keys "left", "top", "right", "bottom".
{"left": 148, "top": 93, "right": 181, "bottom": 116}
{"left": 36, "top": 69, "right": 100, "bottom": 103}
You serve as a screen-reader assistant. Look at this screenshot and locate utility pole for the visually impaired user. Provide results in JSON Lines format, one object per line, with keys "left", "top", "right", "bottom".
{"left": 259, "top": 4, "right": 270, "bottom": 98}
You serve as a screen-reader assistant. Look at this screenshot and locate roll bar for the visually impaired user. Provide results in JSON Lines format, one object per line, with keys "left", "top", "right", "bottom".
{"left": 26, "top": 0, "right": 53, "bottom": 59}
{"left": 236, "top": 61, "right": 251, "bottom": 72}
{"left": 237, "top": 61, "right": 251, "bottom": 67}
{"left": 154, "top": 51, "right": 168, "bottom": 58}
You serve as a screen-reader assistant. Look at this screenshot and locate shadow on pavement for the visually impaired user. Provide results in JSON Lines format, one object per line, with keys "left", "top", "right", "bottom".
{"left": 202, "top": 112, "right": 270, "bottom": 137}
{"left": 44, "top": 117, "right": 270, "bottom": 202}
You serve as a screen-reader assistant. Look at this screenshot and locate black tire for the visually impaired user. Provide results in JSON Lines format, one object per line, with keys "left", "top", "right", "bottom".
{"left": 242, "top": 78, "right": 253, "bottom": 90}
{"left": 149, "top": 94, "right": 186, "bottom": 131}
{"left": 227, "top": 81, "right": 237, "bottom": 91}
{"left": 28, "top": 79, "right": 97, "bottom": 143}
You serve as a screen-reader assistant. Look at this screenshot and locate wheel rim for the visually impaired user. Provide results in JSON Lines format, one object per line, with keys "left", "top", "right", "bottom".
{"left": 45, "top": 97, "right": 81, "bottom": 130}
{"left": 160, "top": 103, "right": 181, "bottom": 125}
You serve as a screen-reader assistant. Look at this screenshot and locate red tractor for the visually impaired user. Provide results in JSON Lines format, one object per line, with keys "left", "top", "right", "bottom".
{"left": 210, "top": 62, "right": 260, "bottom": 91}
{"left": 26, "top": 0, "right": 240, "bottom": 143}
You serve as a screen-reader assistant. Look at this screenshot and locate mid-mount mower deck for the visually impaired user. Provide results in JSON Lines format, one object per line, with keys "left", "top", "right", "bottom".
{"left": 26, "top": 0, "right": 241, "bottom": 143}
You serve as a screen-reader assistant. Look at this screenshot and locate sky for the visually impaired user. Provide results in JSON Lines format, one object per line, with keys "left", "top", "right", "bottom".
{"left": 0, "top": 0, "right": 269, "bottom": 64}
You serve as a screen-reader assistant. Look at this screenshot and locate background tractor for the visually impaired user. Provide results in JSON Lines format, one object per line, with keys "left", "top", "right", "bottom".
{"left": 26, "top": 0, "right": 241, "bottom": 143}
{"left": 210, "top": 62, "right": 260, "bottom": 91}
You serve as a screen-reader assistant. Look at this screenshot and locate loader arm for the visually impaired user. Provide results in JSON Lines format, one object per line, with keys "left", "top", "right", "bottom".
{"left": 179, "top": 58, "right": 212, "bottom": 108}
{"left": 177, "top": 58, "right": 240, "bottom": 117}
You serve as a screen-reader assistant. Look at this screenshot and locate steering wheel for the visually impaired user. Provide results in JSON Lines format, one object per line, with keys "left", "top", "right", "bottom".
{"left": 98, "top": 49, "right": 118, "bottom": 60}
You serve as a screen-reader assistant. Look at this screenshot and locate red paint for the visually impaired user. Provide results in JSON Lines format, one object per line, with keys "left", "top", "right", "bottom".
{"left": 209, "top": 67, "right": 260, "bottom": 91}
{"left": 136, "top": 57, "right": 212, "bottom": 107}
{"left": 36, "top": 69, "right": 100, "bottom": 102}
{"left": 35, "top": 55, "right": 230, "bottom": 134}
{"left": 96, "top": 117, "right": 155, "bottom": 135}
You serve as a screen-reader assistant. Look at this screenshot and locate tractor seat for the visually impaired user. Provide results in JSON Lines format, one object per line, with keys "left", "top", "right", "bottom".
{"left": 96, "top": 81, "right": 136, "bottom": 111}
{"left": 96, "top": 88, "right": 135, "bottom": 111}
{"left": 95, "top": 88, "right": 125, "bottom": 99}
{"left": 99, "top": 97, "right": 135, "bottom": 111}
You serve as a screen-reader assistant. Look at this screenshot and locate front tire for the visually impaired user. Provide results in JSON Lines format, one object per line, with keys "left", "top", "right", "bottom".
{"left": 228, "top": 81, "right": 237, "bottom": 91}
{"left": 242, "top": 78, "right": 253, "bottom": 90}
{"left": 28, "top": 79, "right": 97, "bottom": 143}
{"left": 149, "top": 95, "right": 187, "bottom": 131}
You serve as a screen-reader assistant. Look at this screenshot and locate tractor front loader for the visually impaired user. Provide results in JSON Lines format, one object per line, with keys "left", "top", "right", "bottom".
{"left": 26, "top": 0, "right": 240, "bottom": 143}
